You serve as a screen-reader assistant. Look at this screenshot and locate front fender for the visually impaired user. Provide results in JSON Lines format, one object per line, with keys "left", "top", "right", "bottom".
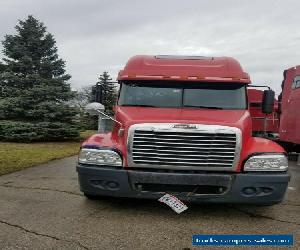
{"left": 81, "top": 133, "right": 127, "bottom": 165}
{"left": 81, "top": 133, "right": 115, "bottom": 148}
{"left": 238, "top": 137, "right": 286, "bottom": 171}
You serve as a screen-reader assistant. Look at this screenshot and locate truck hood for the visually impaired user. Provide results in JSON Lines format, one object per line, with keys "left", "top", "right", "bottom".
{"left": 115, "top": 106, "right": 251, "bottom": 130}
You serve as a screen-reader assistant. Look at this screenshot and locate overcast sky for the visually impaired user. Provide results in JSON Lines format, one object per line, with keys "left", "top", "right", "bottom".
{"left": 0, "top": 0, "right": 299, "bottom": 94}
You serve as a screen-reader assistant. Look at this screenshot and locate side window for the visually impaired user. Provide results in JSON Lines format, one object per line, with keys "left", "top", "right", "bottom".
{"left": 292, "top": 76, "right": 300, "bottom": 89}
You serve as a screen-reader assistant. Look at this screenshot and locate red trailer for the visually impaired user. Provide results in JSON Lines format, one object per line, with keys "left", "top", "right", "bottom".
{"left": 248, "top": 88, "right": 279, "bottom": 137}
{"left": 278, "top": 66, "right": 300, "bottom": 152}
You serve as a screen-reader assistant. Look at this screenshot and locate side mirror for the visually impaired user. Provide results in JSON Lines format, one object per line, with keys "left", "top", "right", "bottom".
{"left": 85, "top": 102, "right": 105, "bottom": 116}
{"left": 262, "top": 90, "right": 275, "bottom": 114}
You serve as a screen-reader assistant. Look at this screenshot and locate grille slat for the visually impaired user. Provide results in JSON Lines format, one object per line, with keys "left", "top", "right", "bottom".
{"left": 134, "top": 134, "right": 236, "bottom": 139}
{"left": 130, "top": 127, "right": 238, "bottom": 169}
{"left": 133, "top": 145, "right": 235, "bottom": 150}
{"left": 132, "top": 147, "right": 235, "bottom": 154}
{"left": 133, "top": 152, "right": 235, "bottom": 158}
{"left": 132, "top": 160, "right": 233, "bottom": 166}
{"left": 133, "top": 156, "right": 234, "bottom": 162}
{"left": 134, "top": 141, "right": 235, "bottom": 146}
{"left": 134, "top": 137, "right": 236, "bottom": 142}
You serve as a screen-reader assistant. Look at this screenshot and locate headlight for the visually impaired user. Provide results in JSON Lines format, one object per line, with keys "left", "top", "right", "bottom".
{"left": 78, "top": 148, "right": 122, "bottom": 166}
{"left": 244, "top": 154, "right": 288, "bottom": 171}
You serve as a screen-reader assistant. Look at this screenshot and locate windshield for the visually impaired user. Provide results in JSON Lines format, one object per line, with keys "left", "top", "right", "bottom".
{"left": 118, "top": 81, "right": 247, "bottom": 110}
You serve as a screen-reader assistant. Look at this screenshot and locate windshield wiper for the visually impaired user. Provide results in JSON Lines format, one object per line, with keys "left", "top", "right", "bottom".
{"left": 183, "top": 105, "right": 224, "bottom": 110}
{"left": 121, "top": 104, "right": 158, "bottom": 107}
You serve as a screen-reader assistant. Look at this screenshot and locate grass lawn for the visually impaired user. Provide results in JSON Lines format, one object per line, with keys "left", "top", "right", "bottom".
{"left": 0, "top": 130, "right": 97, "bottom": 176}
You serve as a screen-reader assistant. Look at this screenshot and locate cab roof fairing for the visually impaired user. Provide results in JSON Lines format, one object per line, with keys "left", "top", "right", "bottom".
{"left": 117, "top": 55, "right": 251, "bottom": 84}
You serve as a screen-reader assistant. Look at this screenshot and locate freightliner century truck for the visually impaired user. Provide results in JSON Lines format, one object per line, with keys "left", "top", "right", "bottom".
{"left": 77, "top": 55, "right": 290, "bottom": 205}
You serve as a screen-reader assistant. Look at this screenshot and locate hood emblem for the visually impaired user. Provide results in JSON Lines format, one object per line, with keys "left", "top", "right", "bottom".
{"left": 173, "top": 124, "right": 197, "bottom": 129}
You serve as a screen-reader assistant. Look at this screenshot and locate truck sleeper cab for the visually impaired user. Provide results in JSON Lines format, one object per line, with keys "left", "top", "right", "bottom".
{"left": 77, "top": 55, "right": 290, "bottom": 205}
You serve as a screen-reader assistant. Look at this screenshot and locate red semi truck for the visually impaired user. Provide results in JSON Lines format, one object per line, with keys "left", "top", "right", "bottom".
{"left": 77, "top": 55, "right": 290, "bottom": 205}
{"left": 247, "top": 66, "right": 300, "bottom": 153}
{"left": 248, "top": 88, "right": 279, "bottom": 137}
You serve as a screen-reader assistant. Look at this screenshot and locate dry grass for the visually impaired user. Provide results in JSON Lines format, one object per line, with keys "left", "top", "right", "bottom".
{"left": 0, "top": 142, "right": 81, "bottom": 176}
{"left": 0, "top": 130, "right": 97, "bottom": 176}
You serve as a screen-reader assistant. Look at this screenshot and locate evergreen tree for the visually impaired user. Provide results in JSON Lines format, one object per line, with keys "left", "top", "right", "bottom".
{"left": 94, "top": 71, "right": 117, "bottom": 114}
{"left": 0, "top": 15, "right": 79, "bottom": 142}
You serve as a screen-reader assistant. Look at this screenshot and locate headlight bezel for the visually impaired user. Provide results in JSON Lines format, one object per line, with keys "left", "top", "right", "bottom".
{"left": 78, "top": 148, "right": 123, "bottom": 167}
{"left": 243, "top": 153, "right": 288, "bottom": 172}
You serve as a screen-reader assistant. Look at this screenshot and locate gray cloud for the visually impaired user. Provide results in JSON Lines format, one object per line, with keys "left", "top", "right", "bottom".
{"left": 0, "top": 0, "right": 299, "bottom": 94}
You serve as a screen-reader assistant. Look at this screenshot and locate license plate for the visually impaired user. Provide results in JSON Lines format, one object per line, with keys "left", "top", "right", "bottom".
{"left": 158, "top": 193, "right": 188, "bottom": 214}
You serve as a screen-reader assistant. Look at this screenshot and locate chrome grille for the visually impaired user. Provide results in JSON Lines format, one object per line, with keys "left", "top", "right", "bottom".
{"left": 128, "top": 124, "right": 241, "bottom": 170}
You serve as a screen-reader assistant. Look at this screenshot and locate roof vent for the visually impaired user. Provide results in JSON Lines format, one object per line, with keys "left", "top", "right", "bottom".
{"left": 155, "top": 55, "right": 213, "bottom": 60}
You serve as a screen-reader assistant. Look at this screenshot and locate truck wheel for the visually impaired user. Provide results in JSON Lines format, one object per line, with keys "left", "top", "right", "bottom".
{"left": 84, "top": 193, "right": 99, "bottom": 200}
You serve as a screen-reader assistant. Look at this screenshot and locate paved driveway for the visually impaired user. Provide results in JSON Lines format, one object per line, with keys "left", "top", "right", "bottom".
{"left": 0, "top": 156, "right": 299, "bottom": 250}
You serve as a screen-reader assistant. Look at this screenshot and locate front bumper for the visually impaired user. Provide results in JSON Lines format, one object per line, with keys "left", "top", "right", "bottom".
{"left": 77, "top": 165, "right": 290, "bottom": 204}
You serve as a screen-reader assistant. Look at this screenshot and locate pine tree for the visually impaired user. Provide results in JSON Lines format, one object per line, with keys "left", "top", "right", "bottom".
{"left": 0, "top": 15, "right": 79, "bottom": 142}
{"left": 95, "top": 71, "right": 117, "bottom": 115}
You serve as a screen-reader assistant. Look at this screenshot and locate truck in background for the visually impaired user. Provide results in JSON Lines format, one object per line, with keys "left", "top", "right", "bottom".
{"left": 278, "top": 65, "right": 300, "bottom": 153}
{"left": 247, "top": 66, "right": 300, "bottom": 153}
{"left": 248, "top": 88, "right": 279, "bottom": 138}
{"left": 77, "top": 55, "right": 290, "bottom": 205}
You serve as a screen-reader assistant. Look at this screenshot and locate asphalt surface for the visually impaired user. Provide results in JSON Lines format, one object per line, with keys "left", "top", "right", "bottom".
{"left": 0, "top": 156, "right": 299, "bottom": 250}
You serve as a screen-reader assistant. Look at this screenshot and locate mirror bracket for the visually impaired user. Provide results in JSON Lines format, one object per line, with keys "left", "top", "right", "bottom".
{"left": 85, "top": 102, "right": 123, "bottom": 130}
